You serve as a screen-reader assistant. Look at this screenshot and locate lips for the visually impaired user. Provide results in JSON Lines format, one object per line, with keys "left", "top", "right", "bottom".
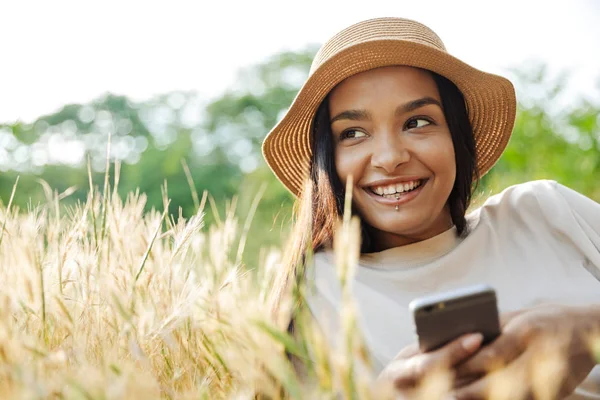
{"left": 363, "top": 178, "right": 428, "bottom": 207}
{"left": 368, "top": 179, "right": 424, "bottom": 197}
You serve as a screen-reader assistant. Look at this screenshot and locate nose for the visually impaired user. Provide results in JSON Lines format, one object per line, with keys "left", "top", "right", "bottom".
{"left": 370, "top": 131, "right": 410, "bottom": 173}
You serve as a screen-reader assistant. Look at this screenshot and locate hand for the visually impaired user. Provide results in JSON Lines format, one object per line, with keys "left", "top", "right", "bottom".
{"left": 451, "top": 304, "right": 600, "bottom": 400}
{"left": 377, "top": 333, "right": 483, "bottom": 398}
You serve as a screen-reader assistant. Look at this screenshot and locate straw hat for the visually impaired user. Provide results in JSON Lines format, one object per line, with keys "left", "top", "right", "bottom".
{"left": 262, "top": 17, "right": 516, "bottom": 197}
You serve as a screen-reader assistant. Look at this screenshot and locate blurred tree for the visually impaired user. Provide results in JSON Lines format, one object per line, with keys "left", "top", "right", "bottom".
{"left": 481, "top": 63, "right": 600, "bottom": 201}
{"left": 199, "top": 48, "right": 319, "bottom": 259}
{"left": 1, "top": 54, "right": 598, "bottom": 267}
{"left": 0, "top": 46, "right": 318, "bottom": 267}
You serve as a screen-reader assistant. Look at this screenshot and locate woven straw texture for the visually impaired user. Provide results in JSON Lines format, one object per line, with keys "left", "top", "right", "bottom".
{"left": 262, "top": 17, "right": 517, "bottom": 197}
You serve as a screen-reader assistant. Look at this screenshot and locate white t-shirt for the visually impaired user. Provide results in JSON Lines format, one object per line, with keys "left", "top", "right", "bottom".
{"left": 306, "top": 180, "right": 600, "bottom": 399}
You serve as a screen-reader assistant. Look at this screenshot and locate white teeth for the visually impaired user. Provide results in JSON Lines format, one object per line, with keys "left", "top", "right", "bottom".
{"left": 371, "top": 180, "right": 422, "bottom": 196}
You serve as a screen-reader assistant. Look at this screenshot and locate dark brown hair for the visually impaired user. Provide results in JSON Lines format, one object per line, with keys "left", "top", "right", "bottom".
{"left": 270, "top": 70, "right": 478, "bottom": 323}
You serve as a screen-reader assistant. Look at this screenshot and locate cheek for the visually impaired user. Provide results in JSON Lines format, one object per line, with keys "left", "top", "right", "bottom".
{"left": 439, "top": 147, "right": 456, "bottom": 176}
{"left": 334, "top": 148, "right": 363, "bottom": 183}
{"left": 422, "top": 136, "right": 456, "bottom": 176}
{"left": 442, "top": 141, "right": 457, "bottom": 177}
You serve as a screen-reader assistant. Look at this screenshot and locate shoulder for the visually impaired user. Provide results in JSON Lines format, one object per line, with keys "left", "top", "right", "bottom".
{"left": 480, "top": 179, "right": 559, "bottom": 206}
{"left": 308, "top": 250, "right": 336, "bottom": 280}
{"left": 468, "top": 179, "right": 599, "bottom": 230}
{"left": 311, "top": 249, "right": 335, "bottom": 266}
{"left": 303, "top": 250, "right": 343, "bottom": 336}
{"left": 305, "top": 250, "right": 339, "bottom": 291}
{"left": 472, "top": 179, "right": 562, "bottom": 216}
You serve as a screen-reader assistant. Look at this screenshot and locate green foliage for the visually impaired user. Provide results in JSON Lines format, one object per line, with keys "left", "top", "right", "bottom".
{"left": 1, "top": 53, "right": 599, "bottom": 269}
{"left": 0, "top": 47, "right": 318, "bottom": 268}
{"left": 481, "top": 64, "right": 600, "bottom": 201}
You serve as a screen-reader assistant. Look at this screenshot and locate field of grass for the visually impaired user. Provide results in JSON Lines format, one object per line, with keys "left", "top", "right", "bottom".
{"left": 0, "top": 159, "right": 389, "bottom": 400}
{"left": 1, "top": 163, "right": 598, "bottom": 399}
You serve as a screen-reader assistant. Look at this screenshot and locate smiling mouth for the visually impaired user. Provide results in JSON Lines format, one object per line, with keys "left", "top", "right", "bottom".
{"left": 367, "top": 179, "right": 426, "bottom": 198}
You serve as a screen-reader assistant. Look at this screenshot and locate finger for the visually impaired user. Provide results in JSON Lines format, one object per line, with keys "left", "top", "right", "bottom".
{"left": 393, "top": 342, "right": 420, "bottom": 360}
{"left": 432, "top": 333, "right": 485, "bottom": 368}
{"left": 499, "top": 310, "right": 521, "bottom": 327}
{"left": 385, "top": 333, "right": 483, "bottom": 389}
{"left": 455, "top": 333, "right": 523, "bottom": 378}
{"left": 453, "top": 374, "right": 479, "bottom": 389}
{"left": 411, "top": 334, "right": 484, "bottom": 382}
{"left": 379, "top": 357, "right": 422, "bottom": 388}
{"left": 451, "top": 356, "right": 530, "bottom": 400}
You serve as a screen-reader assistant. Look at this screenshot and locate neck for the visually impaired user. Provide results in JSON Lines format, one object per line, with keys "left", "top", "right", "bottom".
{"left": 366, "top": 210, "right": 454, "bottom": 252}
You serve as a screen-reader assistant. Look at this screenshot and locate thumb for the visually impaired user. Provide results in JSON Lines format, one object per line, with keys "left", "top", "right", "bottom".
{"left": 433, "top": 333, "right": 484, "bottom": 368}
{"left": 381, "top": 333, "right": 483, "bottom": 389}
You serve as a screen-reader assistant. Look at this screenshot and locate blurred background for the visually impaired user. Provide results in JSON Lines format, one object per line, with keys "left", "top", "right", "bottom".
{"left": 1, "top": 0, "right": 599, "bottom": 267}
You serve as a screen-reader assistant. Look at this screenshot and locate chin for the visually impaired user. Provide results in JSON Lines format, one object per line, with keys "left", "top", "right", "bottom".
{"left": 373, "top": 216, "right": 424, "bottom": 235}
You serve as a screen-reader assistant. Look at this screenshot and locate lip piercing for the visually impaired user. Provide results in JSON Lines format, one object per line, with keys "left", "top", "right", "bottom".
{"left": 395, "top": 205, "right": 399, "bottom": 211}
{"left": 395, "top": 194, "right": 400, "bottom": 211}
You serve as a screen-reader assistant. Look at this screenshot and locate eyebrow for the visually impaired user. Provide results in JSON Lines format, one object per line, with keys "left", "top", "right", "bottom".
{"left": 330, "top": 96, "right": 443, "bottom": 124}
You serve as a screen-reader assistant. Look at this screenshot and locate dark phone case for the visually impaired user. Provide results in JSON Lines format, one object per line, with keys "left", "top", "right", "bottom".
{"left": 412, "top": 290, "right": 501, "bottom": 352}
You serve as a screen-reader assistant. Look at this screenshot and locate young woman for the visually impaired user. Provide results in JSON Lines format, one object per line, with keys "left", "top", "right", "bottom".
{"left": 262, "top": 17, "right": 600, "bottom": 399}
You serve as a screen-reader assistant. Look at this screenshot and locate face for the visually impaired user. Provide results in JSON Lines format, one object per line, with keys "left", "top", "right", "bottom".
{"left": 328, "top": 66, "right": 456, "bottom": 250}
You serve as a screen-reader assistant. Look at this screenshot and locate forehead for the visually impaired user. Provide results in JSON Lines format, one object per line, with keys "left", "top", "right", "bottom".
{"left": 328, "top": 66, "right": 440, "bottom": 110}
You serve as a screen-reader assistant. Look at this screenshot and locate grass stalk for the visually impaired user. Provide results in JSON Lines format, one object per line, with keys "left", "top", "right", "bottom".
{"left": 235, "top": 183, "right": 267, "bottom": 265}
{"left": 134, "top": 200, "right": 171, "bottom": 284}
{"left": 0, "top": 176, "right": 19, "bottom": 249}
{"left": 87, "top": 155, "right": 99, "bottom": 249}
{"left": 99, "top": 130, "right": 112, "bottom": 269}
{"left": 181, "top": 159, "right": 200, "bottom": 212}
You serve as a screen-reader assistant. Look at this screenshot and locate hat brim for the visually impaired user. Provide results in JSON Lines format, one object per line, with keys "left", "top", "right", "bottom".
{"left": 262, "top": 39, "right": 516, "bottom": 197}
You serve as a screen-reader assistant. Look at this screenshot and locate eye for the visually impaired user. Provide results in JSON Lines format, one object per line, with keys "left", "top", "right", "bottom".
{"left": 405, "top": 117, "right": 432, "bottom": 130}
{"left": 340, "top": 129, "right": 368, "bottom": 140}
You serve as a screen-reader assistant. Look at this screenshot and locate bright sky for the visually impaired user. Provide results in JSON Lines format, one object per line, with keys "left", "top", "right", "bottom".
{"left": 1, "top": 0, "right": 599, "bottom": 124}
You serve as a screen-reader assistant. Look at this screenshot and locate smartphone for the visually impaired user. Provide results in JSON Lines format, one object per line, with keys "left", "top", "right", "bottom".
{"left": 408, "top": 284, "right": 501, "bottom": 352}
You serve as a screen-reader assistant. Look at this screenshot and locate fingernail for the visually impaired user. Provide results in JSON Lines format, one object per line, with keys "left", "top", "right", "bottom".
{"left": 462, "top": 333, "right": 483, "bottom": 351}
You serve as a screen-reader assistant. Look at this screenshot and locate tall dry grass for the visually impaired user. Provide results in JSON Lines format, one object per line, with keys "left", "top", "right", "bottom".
{"left": 1, "top": 155, "right": 599, "bottom": 399}
{"left": 0, "top": 154, "right": 394, "bottom": 400}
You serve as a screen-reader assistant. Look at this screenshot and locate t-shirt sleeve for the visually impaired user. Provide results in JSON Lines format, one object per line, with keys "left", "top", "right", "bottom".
{"left": 549, "top": 181, "right": 600, "bottom": 279}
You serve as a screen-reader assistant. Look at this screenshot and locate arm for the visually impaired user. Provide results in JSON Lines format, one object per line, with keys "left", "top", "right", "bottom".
{"left": 451, "top": 303, "right": 600, "bottom": 400}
